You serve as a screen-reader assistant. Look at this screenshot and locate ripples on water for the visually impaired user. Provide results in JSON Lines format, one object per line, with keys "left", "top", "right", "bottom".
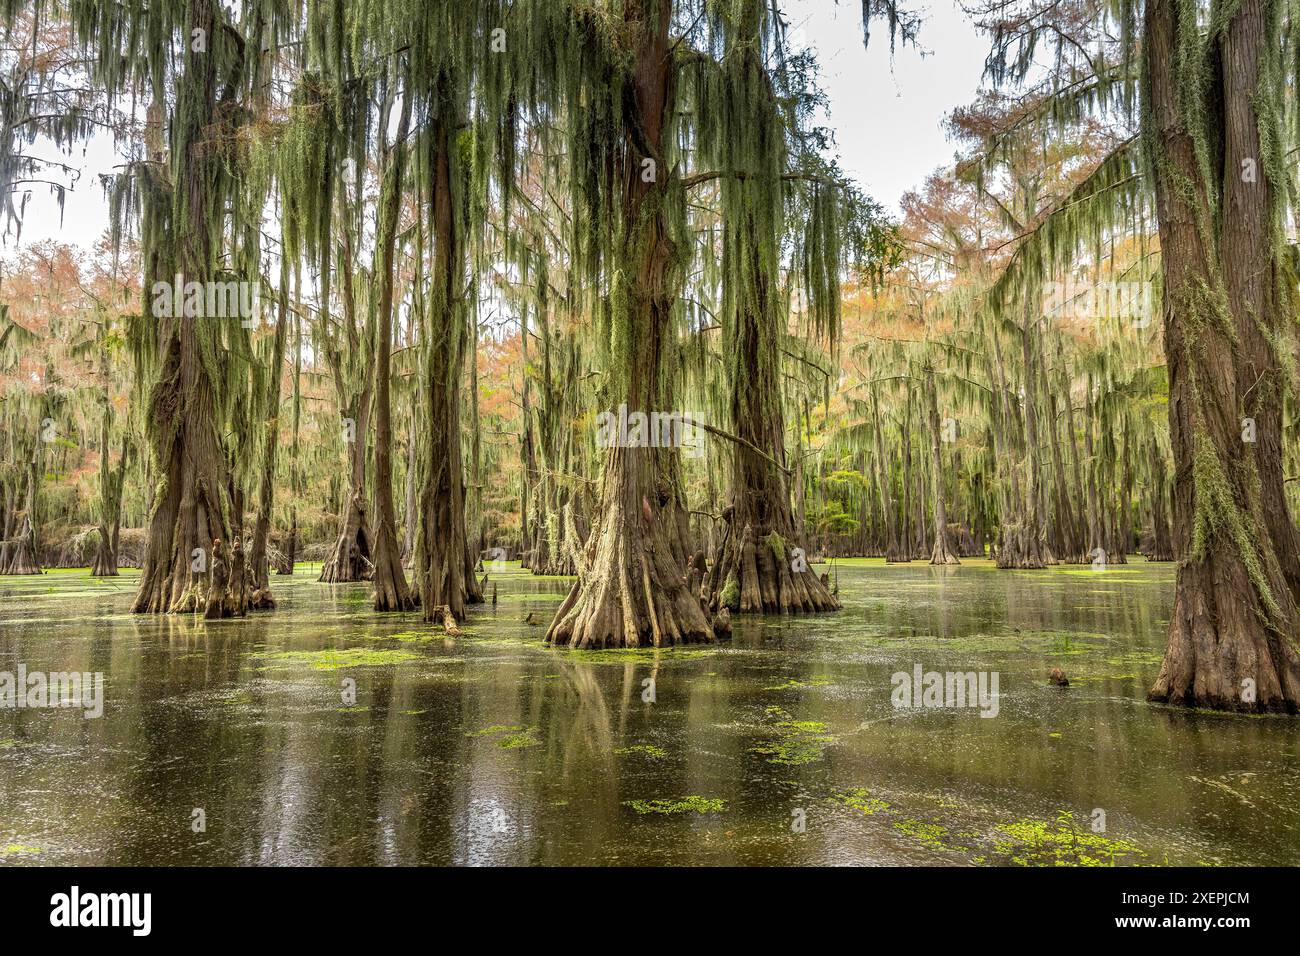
{"left": 1, "top": 559, "right": 1296, "bottom": 866}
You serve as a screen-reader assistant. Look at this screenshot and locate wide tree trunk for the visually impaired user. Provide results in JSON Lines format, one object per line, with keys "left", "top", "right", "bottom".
{"left": 416, "top": 95, "right": 483, "bottom": 627}
{"left": 130, "top": 295, "right": 233, "bottom": 611}
{"left": 704, "top": 307, "right": 838, "bottom": 613}
{"left": 1145, "top": 0, "right": 1300, "bottom": 711}
{"left": 547, "top": 0, "right": 712, "bottom": 648}
{"left": 90, "top": 523, "right": 119, "bottom": 577}
{"left": 132, "top": 0, "right": 237, "bottom": 616}
{"left": 1219, "top": 0, "right": 1300, "bottom": 604}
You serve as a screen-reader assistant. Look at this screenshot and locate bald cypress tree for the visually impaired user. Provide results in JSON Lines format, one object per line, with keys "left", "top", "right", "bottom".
{"left": 368, "top": 65, "right": 417, "bottom": 612}
{"left": 413, "top": 66, "right": 483, "bottom": 625}
{"left": 695, "top": 0, "right": 845, "bottom": 614}
{"left": 488, "top": 0, "right": 888, "bottom": 644}
{"left": 15, "top": 0, "right": 293, "bottom": 614}
{"left": 969, "top": 0, "right": 1300, "bottom": 710}
{"left": 287, "top": 1, "right": 428, "bottom": 610}
{"left": 1142, "top": 0, "right": 1300, "bottom": 709}
{"left": 537, "top": 0, "right": 713, "bottom": 647}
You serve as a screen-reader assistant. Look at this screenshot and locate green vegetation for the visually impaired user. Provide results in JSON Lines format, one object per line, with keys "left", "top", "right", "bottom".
{"left": 1, "top": 0, "right": 1297, "bottom": 874}
{"left": 623, "top": 797, "right": 728, "bottom": 816}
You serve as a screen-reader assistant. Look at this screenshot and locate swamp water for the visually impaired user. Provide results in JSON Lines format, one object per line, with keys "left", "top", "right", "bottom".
{"left": 1, "top": 559, "right": 1296, "bottom": 866}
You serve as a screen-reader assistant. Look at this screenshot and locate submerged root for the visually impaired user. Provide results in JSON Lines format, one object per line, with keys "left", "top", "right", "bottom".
{"left": 430, "top": 604, "right": 461, "bottom": 636}
{"left": 708, "top": 523, "right": 839, "bottom": 614}
{"left": 995, "top": 521, "right": 1053, "bottom": 569}
{"left": 1149, "top": 562, "right": 1300, "bottom": 713}
{"left": 548, "top": 500, "right": 713, "bottom": 649}
{"left": 319, "top": 494, "right": 374, "bottom": 583}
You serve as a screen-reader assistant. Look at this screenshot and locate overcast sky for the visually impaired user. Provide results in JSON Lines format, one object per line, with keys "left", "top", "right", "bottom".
{"left": 796, "top": 0, "right": 988, "bottom": 210}
{"left": 6, "top": 1, "right": 988, "bottom": 253}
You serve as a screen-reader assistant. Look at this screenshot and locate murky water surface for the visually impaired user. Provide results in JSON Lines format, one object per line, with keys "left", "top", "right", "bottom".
{"left": 1, "top": 559, "right": 1296, "bottom": 865}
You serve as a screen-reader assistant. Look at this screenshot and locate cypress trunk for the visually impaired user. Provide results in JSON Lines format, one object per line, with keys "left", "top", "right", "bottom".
{"left": 925, "top": 364, "right": 960, "bottom": 565}
{"left": 1145, "top": 0, "right": 1300, "bottom": 710}
{"left": 132, "top": 0, "right": 236, "bottom": 615}
{"left": 248, "top": 247, "right": 291, "bottom": 608}
{"left": 547, "top": 0, "right": 713, "bottom": 648}
{"left": 416, "top": 97, "right": 483, "bottom": 626}
{"left": 368, "top": 77, "right": 415, "bottom": 613}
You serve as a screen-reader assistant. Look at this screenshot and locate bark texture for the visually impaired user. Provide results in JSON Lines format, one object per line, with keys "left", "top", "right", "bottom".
{"left": 132, "top": 0, "right": 237, "bottom": 615}
{"left": 1145, "top": 0, "right": 1300, "bottom": 711}
{"left": 547, "top": 0, "right": 713, "bottom": 648}
{"left": 416, "top": 96, "right": 483, "bottom": 627}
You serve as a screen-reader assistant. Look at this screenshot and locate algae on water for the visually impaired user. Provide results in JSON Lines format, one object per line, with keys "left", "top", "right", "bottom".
{"left": 623, "top": 796, "right": 727, "bottom": 815}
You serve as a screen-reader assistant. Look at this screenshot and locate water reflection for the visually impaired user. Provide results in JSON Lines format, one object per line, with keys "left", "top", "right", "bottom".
{"left": 1, "top": 560, "right": 1296, "bottom": 866}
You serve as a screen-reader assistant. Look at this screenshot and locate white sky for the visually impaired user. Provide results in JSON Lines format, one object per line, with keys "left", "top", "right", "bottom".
{"left": 7, "top": 1, "right": 988, "bottom": 253}
{"left": 795, "top": 0, "right": 987, "bottom": 212}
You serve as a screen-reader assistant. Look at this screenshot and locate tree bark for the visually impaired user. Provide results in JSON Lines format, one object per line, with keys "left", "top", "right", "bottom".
{"left": 281, "top": 275, "right": 302, "bottom": 574}
{"left": 368, "top": 75, "right": 415, "bottom": 612}
{"left": 248, "top": 244, "right": 290, "bottom": 608}
{"left": 925, "top": 364, "right": 959, "bottom": 565}
{"left": 872, "top": 391, "right": 905, "bottom": 562}
{"left": 132, "top": 0, "right": 236, "bottom": 615}
{"left": 547, "top": 0, "right": 713, "bottom": 647}
{"left": 416, "top": 89, "right": 483, "bottom": 625}
{"left": 1145, "top": 0, "right": 1300, "bottom": 711}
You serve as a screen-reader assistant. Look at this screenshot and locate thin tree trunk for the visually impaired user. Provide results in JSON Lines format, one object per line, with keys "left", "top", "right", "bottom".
{"left": 281, "top": 276, "right": 302, "bottom": 574}
{"left": 248, "top": 244, "right": 291, "bottom": 607}
{"left": 91, "top": 366, "right": 126, "bottom": 577}
{"left": 873, "top": 391, "right": 904, "bottom": 562}
{"left": 1146, "top": 434, "right": 1174, "bottom": 561}
{"left": 925, "top": 364, "right": 959, "bottom": 565}
{"left": 369, "top": 75, "right": 415, "bottom": 612}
